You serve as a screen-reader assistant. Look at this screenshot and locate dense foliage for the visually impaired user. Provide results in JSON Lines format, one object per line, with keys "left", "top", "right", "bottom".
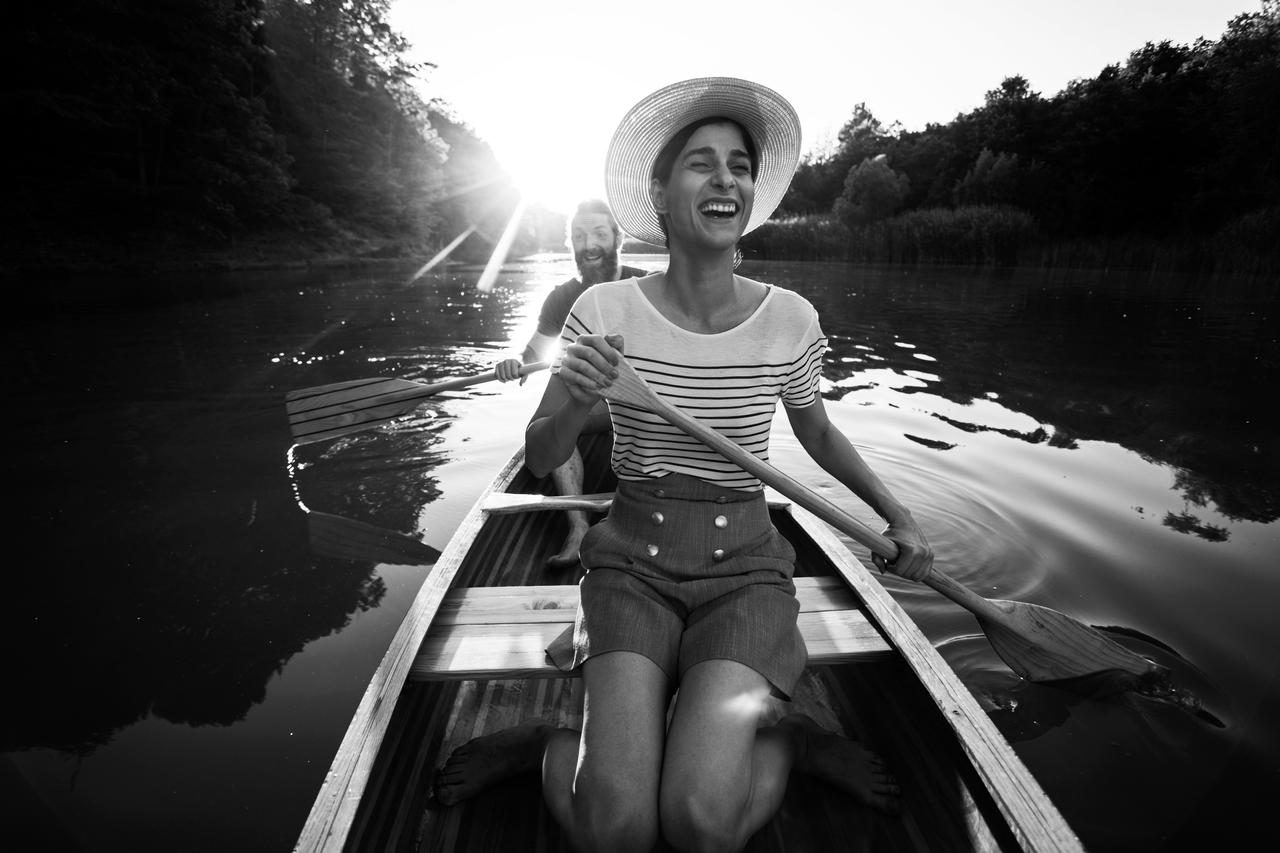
{"left": 7, "top": 2, "right": 1276, "bottom": 271}
{"left": 7, "top": 0, "right": 532, "bottom": 267}
{"left": 760, "top": 3, "right": 1279, "bottom": 269}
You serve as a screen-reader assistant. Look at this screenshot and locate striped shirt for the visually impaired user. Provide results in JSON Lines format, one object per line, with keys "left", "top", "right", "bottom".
{"left": 562, "top": 279, "right": 827, "bottom": 491}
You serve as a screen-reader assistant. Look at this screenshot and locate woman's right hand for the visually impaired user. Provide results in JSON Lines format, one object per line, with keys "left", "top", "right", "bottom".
{"left": 555, "top": 334, "right": 624, "bottom": 405}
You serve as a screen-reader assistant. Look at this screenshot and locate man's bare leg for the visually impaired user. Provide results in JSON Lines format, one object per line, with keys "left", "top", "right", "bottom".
{"left": 546, "top": 446, "right": 589, "bottom": 570}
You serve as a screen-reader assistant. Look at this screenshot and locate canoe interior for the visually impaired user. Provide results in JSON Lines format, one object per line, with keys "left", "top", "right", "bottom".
{"left": 342, "top": 433, "right": 1022, "bottom": 852}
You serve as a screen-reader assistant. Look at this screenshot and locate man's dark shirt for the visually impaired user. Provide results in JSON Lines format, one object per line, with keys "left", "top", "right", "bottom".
{"left": 535, "top": 265, "right": 649, "bottom": 337}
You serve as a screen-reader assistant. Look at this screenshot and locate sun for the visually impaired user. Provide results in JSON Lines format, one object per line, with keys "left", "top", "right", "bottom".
{"left": 494, "top": 112, "right": 616, "bottom": 217}
{"left": 389, "top": 4, "right": 628, "bottom": 218}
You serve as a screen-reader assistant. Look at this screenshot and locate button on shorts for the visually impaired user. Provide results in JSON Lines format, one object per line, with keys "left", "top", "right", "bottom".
{"left": 546, "top": 472, "right": 807, "bottom": 699}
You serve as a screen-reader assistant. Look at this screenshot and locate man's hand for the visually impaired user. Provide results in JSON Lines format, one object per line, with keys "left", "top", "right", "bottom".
{"left": 495, "top": 358, "right": 525, "bottom": 383}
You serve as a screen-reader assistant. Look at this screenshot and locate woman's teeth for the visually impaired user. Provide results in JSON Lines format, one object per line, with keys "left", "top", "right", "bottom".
{"left": 698, "top": 202, "right": 737, "bottom": 218}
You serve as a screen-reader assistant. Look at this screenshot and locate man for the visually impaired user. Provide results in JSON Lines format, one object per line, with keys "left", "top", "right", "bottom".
{"left": 495, "top": 198, "right": 646, "bottom": 569}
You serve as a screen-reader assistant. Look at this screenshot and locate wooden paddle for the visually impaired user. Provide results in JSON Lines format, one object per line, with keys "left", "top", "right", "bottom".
{"left": 598, "top": 355, "right": 1164, "bottom": 683}
{"left": 307, "top": 511, "right": 442, "bottom": 566}
{"left": 286, "top": 362, "right": 549, "bottom": 445}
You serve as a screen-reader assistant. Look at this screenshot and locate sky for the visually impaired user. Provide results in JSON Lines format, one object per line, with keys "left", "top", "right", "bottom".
{"left": 389, "top": 0, "right": 1258, "bottom": 215}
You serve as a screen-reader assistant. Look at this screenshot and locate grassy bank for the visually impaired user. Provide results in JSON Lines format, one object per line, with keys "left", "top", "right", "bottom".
{"left": 741, "top": 206, "right": 1279, "bottom": 274}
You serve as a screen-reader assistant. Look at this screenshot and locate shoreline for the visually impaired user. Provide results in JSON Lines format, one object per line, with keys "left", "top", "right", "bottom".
{"left": 6, "top": 231, "right": 1270, "bottom": 279}
{"left": 0, "top": 231, "right": 434, "bottom": 278}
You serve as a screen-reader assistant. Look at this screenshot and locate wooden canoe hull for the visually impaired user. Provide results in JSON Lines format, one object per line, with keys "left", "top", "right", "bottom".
{"left": 296, "top": 433, "right": 1080, "bottom": 852}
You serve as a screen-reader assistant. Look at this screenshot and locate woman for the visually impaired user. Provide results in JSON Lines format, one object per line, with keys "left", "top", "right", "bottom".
{"left": 435, "top": 77, "right": 933, "bottom": 853}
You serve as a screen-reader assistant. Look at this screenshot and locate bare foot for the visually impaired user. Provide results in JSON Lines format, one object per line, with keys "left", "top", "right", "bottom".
{"left": 780, "top": 713, "right": 902, "bottom": 815}
{"left": 433, "top": 722, "right": 552, "bottom": 805}
{"left": 545, "top": 519, "right": 588, "bottom": 570}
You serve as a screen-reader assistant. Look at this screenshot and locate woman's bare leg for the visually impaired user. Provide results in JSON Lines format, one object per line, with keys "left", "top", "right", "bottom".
{"left": 660, "top": 660, "right": 901, "bottom": 853}
{"left": 542, "top": 651, "right": 669, "bottom": 853}
{"left": 659, "top": 659, "right": 782, "bottom": 852}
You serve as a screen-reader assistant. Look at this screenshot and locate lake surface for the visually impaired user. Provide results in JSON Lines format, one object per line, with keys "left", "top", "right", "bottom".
{"left": 3, "top": 255, "right": 1276, "bottom": 851}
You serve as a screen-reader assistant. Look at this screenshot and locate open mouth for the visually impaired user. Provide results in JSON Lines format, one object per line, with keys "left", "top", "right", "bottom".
{"left": 698, "top": 201, "right": 738, "bottom": 219}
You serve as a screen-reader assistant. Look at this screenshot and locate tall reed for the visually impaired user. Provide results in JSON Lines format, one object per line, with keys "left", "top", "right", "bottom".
{"left": 742, "top": 205, "right": 1277, "bottom": 273}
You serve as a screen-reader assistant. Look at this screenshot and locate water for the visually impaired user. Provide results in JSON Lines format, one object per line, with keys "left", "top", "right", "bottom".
{"left": 3, "top": 256, "right": 1276, "bottom": 851}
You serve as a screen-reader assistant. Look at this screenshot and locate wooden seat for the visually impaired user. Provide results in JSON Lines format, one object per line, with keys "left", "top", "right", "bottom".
{"left": 410, "top": 576, "right": 893, "bottom": 681}
{"left": 480, "top": 489, "right": 793, "bottom": 515}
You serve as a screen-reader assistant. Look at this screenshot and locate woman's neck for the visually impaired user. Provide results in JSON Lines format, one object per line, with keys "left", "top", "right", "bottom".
{"left": 643, "top": 247, "right": 765, "bottom": 334}
{"left": 662, "top": 248, "right": 736, "bottom": 311}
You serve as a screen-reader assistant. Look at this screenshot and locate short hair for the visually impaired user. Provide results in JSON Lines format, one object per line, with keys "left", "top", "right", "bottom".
{"left": 566, "top": 198, "right": 623, "bottom": 246}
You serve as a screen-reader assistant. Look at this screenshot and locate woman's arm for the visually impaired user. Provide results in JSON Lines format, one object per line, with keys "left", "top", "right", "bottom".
{"left": 524, "top": 334, "right": 622, "bottom": 477}
{"left": 785, "top": 397, "right": 933, "bottom": 580}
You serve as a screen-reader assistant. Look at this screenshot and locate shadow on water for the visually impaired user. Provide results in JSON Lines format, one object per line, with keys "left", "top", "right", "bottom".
{"left": 3, "top": 265, "right": 526, "bottom": 756}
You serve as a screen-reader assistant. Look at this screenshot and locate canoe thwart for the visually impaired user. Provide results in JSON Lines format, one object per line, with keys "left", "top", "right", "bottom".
{"left": 411, "top": 576, "right": 892, "bottom": 681}
{"left": 481, "top": 488, "right": 792, "bottom": 516}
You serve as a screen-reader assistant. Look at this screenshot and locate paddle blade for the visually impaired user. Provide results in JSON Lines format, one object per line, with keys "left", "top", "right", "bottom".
{"left": 286, "top": 377, "right": 432, "bottom": 445}
{"left": 307, "top": 511, "right": 441, "bottom": 566}
{"left": 285, "top": 362, "right": 547, "bottom": 446}
{"left": 979, "top": 600, "right": 1166, "bottom": 682}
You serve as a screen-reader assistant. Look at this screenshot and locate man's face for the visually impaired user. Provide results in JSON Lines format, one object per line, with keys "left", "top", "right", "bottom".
{"left": 570, "top": 212, "right": 620, "bottom": 284}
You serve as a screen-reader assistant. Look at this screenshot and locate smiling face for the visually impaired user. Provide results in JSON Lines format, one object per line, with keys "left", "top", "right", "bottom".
{"left": 569, "top": 211, "right": 621, "bottom": 284}
{"left": 649, "top": 120, "right": 756, "bottom": 254}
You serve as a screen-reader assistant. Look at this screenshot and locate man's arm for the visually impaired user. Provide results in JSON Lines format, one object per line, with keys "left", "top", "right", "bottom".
{"left": 495, "top": 331, "right": 561, "bottom": 382}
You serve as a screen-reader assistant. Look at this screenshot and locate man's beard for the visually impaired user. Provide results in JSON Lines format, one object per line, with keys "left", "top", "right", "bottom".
{"left": 575, "top": 246, "right": 621, "bottom": 285}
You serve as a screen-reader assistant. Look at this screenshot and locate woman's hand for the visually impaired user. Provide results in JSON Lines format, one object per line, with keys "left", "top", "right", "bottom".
{"left": 871, "top": 516, "right": 933, "bottom": 582}
{"left": 554, "top": 334, "right": 623, "bottom": 405}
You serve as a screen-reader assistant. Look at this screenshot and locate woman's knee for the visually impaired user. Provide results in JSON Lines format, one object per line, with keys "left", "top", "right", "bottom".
{"left": 571, "top": 770, "right": 660, "bottom": 853}
{"left": 659, "top": 784, "right": 749, "bottom": 853}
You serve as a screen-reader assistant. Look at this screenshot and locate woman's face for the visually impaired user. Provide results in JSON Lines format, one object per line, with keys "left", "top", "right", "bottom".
{"left": 651, "top": 120, "right": 755, "bottom": 253}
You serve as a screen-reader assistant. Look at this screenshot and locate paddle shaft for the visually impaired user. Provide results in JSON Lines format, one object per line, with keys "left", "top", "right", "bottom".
{"left": 607, "top": 384, "right": 1010, "bottom": 624}
{"left": 355, "top": 361, "right": 550, "bottom": 411}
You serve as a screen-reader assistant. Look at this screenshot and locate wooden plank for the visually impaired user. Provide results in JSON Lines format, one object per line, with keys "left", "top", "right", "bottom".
{"left": 482, "top": 492, "right": 615, "bottom": 514}
{"left": 783, "top": 503, "right": 1084, "bottom": 853}
{"left": 410, "top": 577, "right": 893, "bottom": 680}
{"left": 481, "top": 488, "right": 792, "bottom": 515}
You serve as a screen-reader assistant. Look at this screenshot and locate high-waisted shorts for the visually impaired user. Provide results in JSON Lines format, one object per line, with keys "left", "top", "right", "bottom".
{"left": 545, "top": 472, "right": 807, "bottom": 699}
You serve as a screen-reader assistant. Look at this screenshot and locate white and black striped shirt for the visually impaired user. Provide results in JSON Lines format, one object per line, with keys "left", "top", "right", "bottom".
{"left": 562, "top": 279, "right": 827, "bottom": 491}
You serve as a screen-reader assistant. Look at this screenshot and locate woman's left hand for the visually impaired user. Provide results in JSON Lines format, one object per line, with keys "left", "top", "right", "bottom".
{"left": 871, "top": 518, "right": 933, "bottom": 582}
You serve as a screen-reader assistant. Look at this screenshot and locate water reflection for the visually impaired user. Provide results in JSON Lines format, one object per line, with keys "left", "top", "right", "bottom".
{"left": 763, "top": 262, "right": 1279, "bottom": 534}
{"left": 4, "top": 266, "right": 544, "bottom": 756}
{"left": 5, "top": 259, "right": 1276, "bottom": 851}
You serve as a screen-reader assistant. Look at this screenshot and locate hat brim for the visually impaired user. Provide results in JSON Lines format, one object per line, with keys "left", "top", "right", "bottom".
{"left": 604, "top": 77, "right": 802, "bottom": 248}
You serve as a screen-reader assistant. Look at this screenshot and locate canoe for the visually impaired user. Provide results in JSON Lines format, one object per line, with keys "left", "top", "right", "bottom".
{"left": 294, "top": 431, "right": 1083, "bottom": 852}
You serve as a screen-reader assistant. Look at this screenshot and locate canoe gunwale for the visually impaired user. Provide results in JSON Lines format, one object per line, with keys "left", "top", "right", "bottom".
{"left": 783, "top": 504, "right": 1082, "bottom": 852}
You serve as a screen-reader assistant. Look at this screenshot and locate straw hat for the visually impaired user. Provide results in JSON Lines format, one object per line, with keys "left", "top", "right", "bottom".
{"left": 604, "top": 77, "right": 802, "bottom": 247}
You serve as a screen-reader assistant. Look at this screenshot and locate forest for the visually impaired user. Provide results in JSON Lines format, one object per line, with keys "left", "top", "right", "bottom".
{"left": 8, "top": 0, "right": 543, "bottom": 272}
{"left": 750, "top": 4, "right": 1279, "bottom": 271}
{"left": 6, "top": 1, "right": 1278, "bottom": 273}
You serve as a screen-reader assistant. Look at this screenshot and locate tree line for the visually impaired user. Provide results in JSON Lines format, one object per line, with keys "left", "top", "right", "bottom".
{"left": 7, "top": 2, "right": 1276, "bottom": 272}
{"left": 746, "top": 3, "right": 1279, "bottom": 271}
{"left": 8, "top": 0, "right": 531, "bottom": 270}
